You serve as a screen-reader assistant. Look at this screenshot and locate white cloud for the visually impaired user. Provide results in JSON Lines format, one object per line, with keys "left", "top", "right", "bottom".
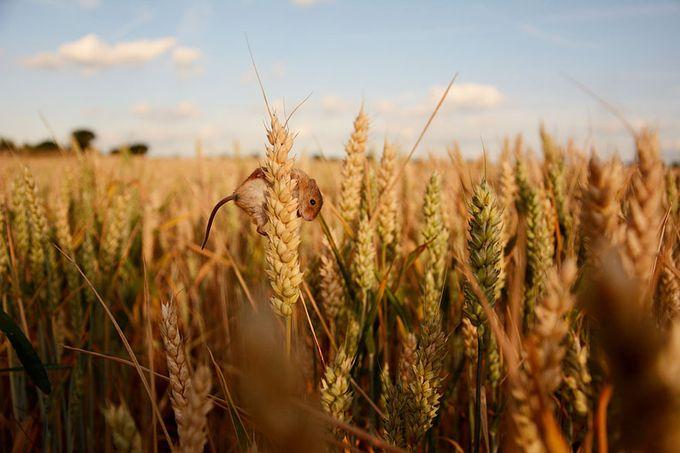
{"left": 131, "top": 102, "right": 152, "bottom": 116}
{"left": 319, "top": 83, "right": 502, "bottom": 119}
{"left": 172, "top": 46, "right": 203, "bottom": 78}
{"left": 375, "top": 100, "right": 397, "bottom": 114}
{"left": 433, "top": 83, "right": 504, "bottom": 110}
{"left": 172, "top": 46, "right": 201, "bottom": 66}
{"left": 321, "top": 94, "right": 352, "bottom": 114}
{"left": 78, "top": 0, "right": 100, "bottom": 9}
{"left": 23, "top": 52, "right": 63, "bottom": 69}
{"left": 131, "top": 101, "right": 201, "bottom": 120}
{"left": 22, "top": 34, "right": 176, "bottom": 70}
{"left": 291, "top": 0, "right": 331, "bottom": 6}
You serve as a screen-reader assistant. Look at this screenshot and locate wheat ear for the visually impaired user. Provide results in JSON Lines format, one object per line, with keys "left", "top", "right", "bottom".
{"left": 581, "top": 154, "right": 624, "bottom": 263}
{"left": 160, "top": 298, "right": 191, "bottom": 432}
{"left": 262, "top": 114, "right": 303, "bottom": 320}
{"left": 103, "top": 402, "right": 143, "bottom": 453}
{"left": 338, "top": 107, "right": 369, "bottom": 228}
{"left": 179, "top": 365, "right": 213, "bottom": 453}
{"left": 621, "top": 128, "right": 664, "bottom": 288}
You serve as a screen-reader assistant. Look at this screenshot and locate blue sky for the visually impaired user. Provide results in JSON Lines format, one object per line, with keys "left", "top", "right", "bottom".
{"left": 0, "top": 0, "right": 678, "bottom": 159}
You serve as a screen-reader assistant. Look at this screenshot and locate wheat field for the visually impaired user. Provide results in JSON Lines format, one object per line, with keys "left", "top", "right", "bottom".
{"left": 0, "top": 108, "right": 679, "bottom": 452}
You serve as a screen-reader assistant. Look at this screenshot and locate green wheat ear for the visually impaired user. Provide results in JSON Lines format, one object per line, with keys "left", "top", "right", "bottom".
{"left": 420, "top": 173, "right": 449, "bottom": 285}
{"left": 320, "top": 346, "right": 355, "bottom": 430}
{"left": 464, "top": 179, "right": 504, "bottom": 334}
{"left": 515, "top": 161, "right": 553, "bottom": 331}
{"left": 541, "top": 125, "right": 572, "bottom": 245}
{"left": 352, "top": 212, "right": 377, "bottom": 296}
{"left": 420, "top": 173, "right": 450, "bottom": 328}
{"left": 11, "top": 175, "right": 31, "bottom": 261}
{"left": 0, "top": 205, "right": 9, "bottom": 281}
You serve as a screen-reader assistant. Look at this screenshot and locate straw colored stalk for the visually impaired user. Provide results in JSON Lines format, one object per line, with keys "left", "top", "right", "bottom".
{"left": 352, "top": 212, "right": 377, "bottom": 297}
{"left": 179, "top": 365, "right": 213, "bottom": 453}
{"left": 320, "top": 237, "right": 346, "bottom": 326}
{"left": 320, "top": 347, "right": 355, "bottom": 427}
{"left": 377, "top": 140, "right": 399, "bottom": 255}
{"left": 541, "top": 125, "right": 572, "bottom": 241}
{"left": 160, "top": 298, "right": 191, "bottom": 432}
{"left": 0, "top": 205, "right": 9, "bottom": 280}
{"left": 464, "top": 179, "right": 504, "bottom": 333}
{"left": 262, "top": 114, "right": 303, "bottom": 319}
{"left": 338, "top": 108, "right": 369, "bottom": 228}
{"left": 620, "top": 128, "right": 664, "bottom": 289}
{"left": 420, "top": 173, "right": 449, "bottom": 334}
{"left": 511, "top": 260, "right": 576, "bottom": 453}
{"left": 581, "top": 155, "right": 624, "bottom": 263}
{"left": 516, "top": 161, "right": 554, "bottom": 330}
{"left": 103, "top": 402, "right": 143, "bottom": 453}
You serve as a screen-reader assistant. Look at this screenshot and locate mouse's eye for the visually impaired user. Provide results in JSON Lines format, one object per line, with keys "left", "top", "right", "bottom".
{"left": 310, "top": 199, "right": 316, "bottom": 206}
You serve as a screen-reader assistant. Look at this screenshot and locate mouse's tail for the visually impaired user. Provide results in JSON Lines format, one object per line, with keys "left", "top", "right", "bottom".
{"left": 201, "top": 194, "right": 235, "bottom": 249}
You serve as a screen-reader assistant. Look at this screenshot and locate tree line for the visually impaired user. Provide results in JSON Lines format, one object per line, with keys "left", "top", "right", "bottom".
{"left": 0, "top": 129, "right": 149, "bottom": 155}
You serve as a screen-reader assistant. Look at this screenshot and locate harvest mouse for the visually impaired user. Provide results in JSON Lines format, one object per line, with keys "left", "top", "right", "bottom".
{"left": 201, "top": 167, "right": 323, "bottom": 248}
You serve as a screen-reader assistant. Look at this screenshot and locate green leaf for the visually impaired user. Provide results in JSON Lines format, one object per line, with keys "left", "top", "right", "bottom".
{"left": 0, "top": 304, "right": 51, "bottom": 395}
{"left": 384, "top": 289, "right": 412, "bottom": 330}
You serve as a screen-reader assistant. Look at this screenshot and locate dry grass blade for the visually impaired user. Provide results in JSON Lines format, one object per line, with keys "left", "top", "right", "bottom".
{"left": 371, "top": 73, "right": 458, "bottom": 226}
{"left": 54, "top": 243, "right": 175, "bottom": 450}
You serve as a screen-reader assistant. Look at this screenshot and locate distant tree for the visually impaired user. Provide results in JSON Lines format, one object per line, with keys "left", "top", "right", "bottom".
{"left": 71, "top": 129, "right": 96, "bottom": 151}
{"left": 32, "top": 140, "right": 60, "bottom": 152}
{"left": 0, "top": 137, "right": 16, "bottom": 152}
{"left": 110, "top": 145, "right": 130, "bottom": 156}
{"left": 129, "top": 143, "right": 149, "bottom": 155}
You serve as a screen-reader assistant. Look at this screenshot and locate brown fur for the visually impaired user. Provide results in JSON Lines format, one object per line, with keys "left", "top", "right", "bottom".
{"left": 201, "top": 167, "right": 323, "bottom": 248}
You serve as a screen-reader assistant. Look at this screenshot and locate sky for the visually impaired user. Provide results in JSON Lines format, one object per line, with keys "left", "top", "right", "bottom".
{"left": 0, "top": 0, "right": 679, "bottom": 159}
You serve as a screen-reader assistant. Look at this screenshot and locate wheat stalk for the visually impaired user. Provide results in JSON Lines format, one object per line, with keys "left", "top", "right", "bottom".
{"left": 55, "top": 188, "right": 83, "bottom": 328}
{"left": 530, "top": 259, "right": 577, "bottom": 393}
{"left": 464, "top": 179, "right": 504, "bottom": 332}
{"left": 23, "top": 167, "right": 61, "bottom": 306}
{"left": 101, "top": 191, "right": 129, "bottom": 276}
{"left": 541, "top": 125, "right": 572, "bottom": 242}
{"left": 377, "top": 141, "right": 399, "bottom": 256}
{"left": 581, "top": 154, "right": 624, "bottom": 263}
{"left": 10, "top": 176, "right": 31, "bottom": 260}
{"left": 103, "top": 402, "right": 143, "bottom": 453}
{"left": 179, "top": 365, "right": 213, "bottom": 453}
{"left": 262, "top": 114, "right": 303, "bottom": 320}
{"left": 320, "top": 237, "right": 346, "bottom": 326}
{"left": 320, "top": 347, "right": 355, "bottom": 427}
{"left": 657, "top": 251, "right": 680, "bottom": 328}
{"left": 562, "top": 332, "right": 592, "bottom": 416}
{"left": 516, "top": 160, "right": 554, "bottom": 330}
{"left": 511, "top": 259, "right": 577, "bottom": 452}
{"left": 160, "top": 298, "right": 191, "bottom": 432}
{"left": 352, "top": 212, "right": 377, "bottom": 296}
{"left": 621, "top": 128, "right": 664, "bottom": 288}
{"left": 338, "top": 107, "right": 369, "bottom": 228}
{"left": 499, "top": 157, "right": 518, "bottom": 290}
{"left": 420, "top": 173, "right": 449, "bottom": 286}
{"left": 0, "top": 204, "right": 9, "bottom": 281}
